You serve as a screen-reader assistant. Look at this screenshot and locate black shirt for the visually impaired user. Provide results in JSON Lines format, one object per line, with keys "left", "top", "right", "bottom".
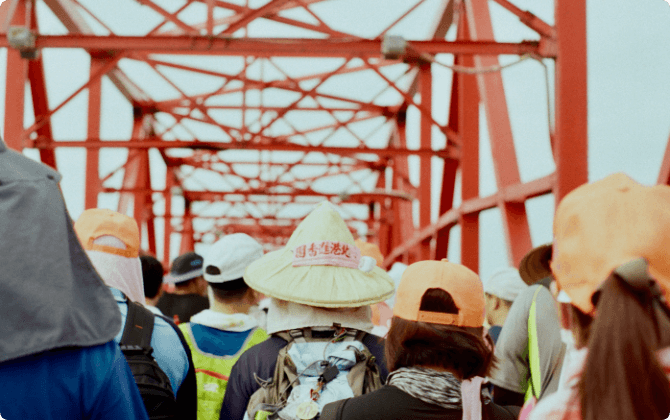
{"left": 219, "top": 333, "right": 389, "bottom": 420}
{"left": 324, "top": 385, "right": 520, "bottom": 420}
{"left": 156, "top": 292, "right": 209, "bottom": 324}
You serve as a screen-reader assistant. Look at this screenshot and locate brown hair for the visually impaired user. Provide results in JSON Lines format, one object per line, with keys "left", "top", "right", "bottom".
{"left": 576, "top": 274, "right": 670, "bottom": 420}
{"left": 385, "top": 288, "right": 495, "bottom": 379}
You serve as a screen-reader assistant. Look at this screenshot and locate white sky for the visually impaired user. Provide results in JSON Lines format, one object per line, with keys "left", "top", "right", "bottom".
{"left": 1, "top": 0, "right": 669, "bottom": 280}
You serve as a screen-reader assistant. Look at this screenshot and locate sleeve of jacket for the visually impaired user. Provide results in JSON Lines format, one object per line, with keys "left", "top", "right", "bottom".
{"left": 220, "top": 352, "right": 253, "bottom": 420}
{"left": 488, "top": 286, "right": 535, "bottom": 394}
{"left": 220, "top": 337, "right": 286, "bottom": 420}
{"left": 162, "top": 315, "right": 198, "bottom": 420}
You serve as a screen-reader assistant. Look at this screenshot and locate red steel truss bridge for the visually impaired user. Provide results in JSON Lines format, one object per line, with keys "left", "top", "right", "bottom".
{"left": 0, "top": 0, "right": 604, "bottom": 271}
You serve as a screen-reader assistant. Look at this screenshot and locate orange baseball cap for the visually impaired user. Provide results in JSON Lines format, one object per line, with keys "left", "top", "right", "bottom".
{"left": 74, "top": 209, "right": 140, "bottom": 259}
{"left": 551, "top": 173, "right": 670, "bottom": 315}
{"left": 393, "top": 259, "right": 485, "bottom": 327}
{"left": 355, "top": 239, "right": 384, "bottom": 267}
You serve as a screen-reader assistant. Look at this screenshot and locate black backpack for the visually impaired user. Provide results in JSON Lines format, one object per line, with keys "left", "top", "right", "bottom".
{"left": 120, "top": 301, "right": 178, "bottom": 420}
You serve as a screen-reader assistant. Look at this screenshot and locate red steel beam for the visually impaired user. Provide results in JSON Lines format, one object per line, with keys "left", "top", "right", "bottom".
{"left": 0, "top": 36, "right": 549, "bottom": 57}
{"left": 41, "top": 0, "right": 150, "bottom": 103}
{"left": 457, "top": 16, "right": 480, "bottom": 272}
{"left": 102, "top": 188, "right": 411, "bottom": 203}
{"left": 435, "top": 68, "right": 460, "bottom": 261}
{"left": 3, "top": 0, "right": 27, "bottom": 151}
{"left": 383, "top": 173, "right": 554, "bottom": 265}
{"left": 163, "top": 169, "right": 174, "bottom": 267}
{"left": 219, "top": 0, "right": 292, "bottom": 36}
{"left": 23, "top": 6, "right": 57, "bottom": 167}
{"left": 418, "top": 62, "right": 432, "bottom": 260}
{"left": 29, "top": 139, "right": 457, "bottom": 158}
{"left": 490, "top": 0, "right": 556, "bottom": 39}
{"left": 390, "top": 117, "right": 416, "bottom": 265}
{"left": 180, "top": 202, "right": 195, "bottom": 254}
{"left": 84, "top": 58, "right": 104, "bottom": 209}
{"left": 554, "top": 0, "right": 588, "bottom": 201}
{"left": 28, "top": 55, "right": 57, "bottom": 168}
{"left": 465, "top": 0, "right": 532, "bottom": 266}
{"left": 21, "top": 55, "right": 122, "bottom": 144}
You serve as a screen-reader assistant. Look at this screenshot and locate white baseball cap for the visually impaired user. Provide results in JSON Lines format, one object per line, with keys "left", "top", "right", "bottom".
{"left": 204, "top": 233, "right": 264, "bottom": 283}
{"left": 484, "top": 267, "right": 528, "bottom": 302}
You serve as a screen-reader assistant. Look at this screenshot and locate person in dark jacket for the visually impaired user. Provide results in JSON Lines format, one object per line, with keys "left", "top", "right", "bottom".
{"left": 321, "top": 259, "right": 521, "bottom": 420}
{"left": 157, "top": 252, "right": 210, "bottom": 324}
{"left": 219, "top": 201, "right": 395, "bottom": 420}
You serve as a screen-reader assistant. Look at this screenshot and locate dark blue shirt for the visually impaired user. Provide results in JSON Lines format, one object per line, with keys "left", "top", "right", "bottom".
{"left": 0, "top": 341, "right": 149, "bottom": 420}
{"left": 489, "top": 325, "right": 503, "bottom": 345}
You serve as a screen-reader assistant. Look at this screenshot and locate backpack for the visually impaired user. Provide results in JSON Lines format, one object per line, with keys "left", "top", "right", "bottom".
{"left": 120, "top": 301, "right": 178, "bottom": 420}
{"left": 247, "top": 326, "right": 382, "bottom": 420}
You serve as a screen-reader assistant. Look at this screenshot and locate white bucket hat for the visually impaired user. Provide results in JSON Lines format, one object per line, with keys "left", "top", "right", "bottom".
{"left": 243, "top": 201, "right": 395, "bottom": 308}
{"left": 204, "top": 233, "right": 264, "bottom": 283}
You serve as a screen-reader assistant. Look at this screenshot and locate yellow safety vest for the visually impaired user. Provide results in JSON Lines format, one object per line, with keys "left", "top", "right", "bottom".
{"left": 525, "top": 286, "right": 543, "bottom": 402}
{"left": 180, "top": 323, "right": 268, "bottom": 420}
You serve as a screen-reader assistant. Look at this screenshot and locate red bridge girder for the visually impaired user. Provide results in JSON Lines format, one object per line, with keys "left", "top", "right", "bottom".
{"left": 0, "top": 0, "right": 597, "bottom": 272}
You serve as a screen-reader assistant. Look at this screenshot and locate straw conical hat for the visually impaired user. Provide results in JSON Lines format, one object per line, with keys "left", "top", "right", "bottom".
{"left": 244, "top": 202, "right": 395, "bottom": 307}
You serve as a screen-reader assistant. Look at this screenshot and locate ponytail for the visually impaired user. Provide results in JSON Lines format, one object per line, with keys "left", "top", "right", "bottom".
{"left": 578, "top": 274, "right": 670, "bottom": 420}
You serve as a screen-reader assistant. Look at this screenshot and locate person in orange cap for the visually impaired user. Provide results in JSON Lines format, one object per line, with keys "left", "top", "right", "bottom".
{"left": 321, "top": 259, "right": 520, "bottom": 420}
{"left": 75, "top": 208, "right": 197, "bottom": 420}
{"left": 524, "top": 173, "right": 670, "bottom": 420}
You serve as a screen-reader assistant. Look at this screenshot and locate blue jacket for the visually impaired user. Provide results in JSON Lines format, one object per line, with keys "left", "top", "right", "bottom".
{"left": 0, "top": 341, "right": 149, "bottom": 419}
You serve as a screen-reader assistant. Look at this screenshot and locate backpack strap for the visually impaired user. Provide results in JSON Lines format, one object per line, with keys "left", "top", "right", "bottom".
{"left": 120, "top": 301, "right": 155, "bottom": 352}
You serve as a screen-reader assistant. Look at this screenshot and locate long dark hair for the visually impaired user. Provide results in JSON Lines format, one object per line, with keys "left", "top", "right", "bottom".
{"left": 576, "top": 274, "right": 670, "bottom": 420}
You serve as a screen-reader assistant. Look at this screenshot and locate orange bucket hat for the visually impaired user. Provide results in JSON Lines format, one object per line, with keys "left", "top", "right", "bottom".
{"left": 551, "top": 173, "right": 670, "bottom": 315}
{"left": 393, "top": 259, "right": 484, "bottom": 327}
{"left": 74, "top": 208, "right": 140, "bottom": 258}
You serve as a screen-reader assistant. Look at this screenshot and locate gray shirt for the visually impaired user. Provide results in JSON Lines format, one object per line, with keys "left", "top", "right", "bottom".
{"left": 489, "top": 285, "right": 566, "bottom": 399}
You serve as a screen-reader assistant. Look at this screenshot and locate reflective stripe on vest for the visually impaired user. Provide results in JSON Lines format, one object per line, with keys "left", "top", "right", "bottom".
{"left": 526, "top": 286, "right": 543, "bottom": 401}
{"left": 180, "top": 323, "right": 268, "bottom": 420}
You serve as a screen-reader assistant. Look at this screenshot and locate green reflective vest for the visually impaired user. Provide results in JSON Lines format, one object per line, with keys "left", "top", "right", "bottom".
{"left": 525, "top": 286, "right": 543, "bottom": 402}
{"left": 180, "top": 323, "right": 268, "bottom": 420}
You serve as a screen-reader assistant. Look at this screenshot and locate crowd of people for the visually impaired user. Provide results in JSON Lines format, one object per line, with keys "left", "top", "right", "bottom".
{"left": 2, "top": 135, "right": 670, "bottom": 420}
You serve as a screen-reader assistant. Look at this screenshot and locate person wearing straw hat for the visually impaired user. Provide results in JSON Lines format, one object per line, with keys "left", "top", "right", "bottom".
{"left": 75, "top": 208, "right": 197, "bottom": 420}
{"left": 178, "top": 233, "right": 269, "bottom": 420}
{"left": 523, "top": 174, "right": 670, "bottom": 420}
{"left": 219, "top": 201, "right": 395, "bottom": 420}
{"left": 157, "top": 251, "right": 210, "bottom": 324}
{"left": 320, "top": 259, "right": 519, "bottom": 420}
{"left": 483, "top": 268, "right": 528, "bottom": 344}
{"left": 487, "top": 248, "right": 565, "bottom": 409}
{"left": 0, "top": 140, "right": 149, "bottom": 419}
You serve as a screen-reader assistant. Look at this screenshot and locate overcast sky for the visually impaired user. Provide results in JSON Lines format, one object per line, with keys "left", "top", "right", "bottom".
{"left": 1, "top": 0, "right": 669, "bottom": 280}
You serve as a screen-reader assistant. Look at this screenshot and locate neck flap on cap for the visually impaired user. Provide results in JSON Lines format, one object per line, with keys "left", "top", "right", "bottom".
{"left": 0, "top": 149, "right": 121, "bottom": 363}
